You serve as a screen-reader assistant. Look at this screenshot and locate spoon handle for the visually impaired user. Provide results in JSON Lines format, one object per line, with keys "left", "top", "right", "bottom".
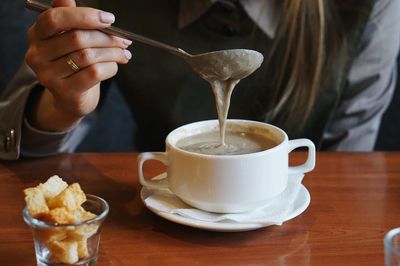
{"left": 25, "top": 0, "right": 190, "bottom": 58}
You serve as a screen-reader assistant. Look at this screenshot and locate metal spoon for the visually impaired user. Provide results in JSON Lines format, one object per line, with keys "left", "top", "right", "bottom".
{"left": 26, "top": 0, "right": 263, "bottom": 81}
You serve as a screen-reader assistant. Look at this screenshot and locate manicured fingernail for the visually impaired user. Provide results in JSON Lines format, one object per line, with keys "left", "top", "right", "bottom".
{"left": 123, "top": 39, "right": 132, "bottom": 46}
{"left": 124, "top": 49, "right": 132, "bottom": 60}
{"left": 99, "top": 11, "right": 115, "bottom": 24}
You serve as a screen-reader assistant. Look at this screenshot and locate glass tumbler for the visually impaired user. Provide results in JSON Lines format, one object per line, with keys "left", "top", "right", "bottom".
{"left": 23, "top": 194, "right": 109, "bottom": 266}
{"left": 384, "top": 227, "right": 400, "bottom": 266}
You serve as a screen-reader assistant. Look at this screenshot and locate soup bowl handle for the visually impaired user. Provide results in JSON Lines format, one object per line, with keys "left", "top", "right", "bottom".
{"left": 138, "top": 152, "right": 169, "bottom": 189}
{"left": 287, "top": 138, "right": 316, "bottom": 175}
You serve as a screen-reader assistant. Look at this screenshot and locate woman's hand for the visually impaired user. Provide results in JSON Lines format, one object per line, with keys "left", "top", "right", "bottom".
{"left": 25, "top": 0, "right": 132, "bottom": 131}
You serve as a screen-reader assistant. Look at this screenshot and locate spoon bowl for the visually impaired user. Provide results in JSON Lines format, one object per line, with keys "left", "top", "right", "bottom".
{"left": 186, "top": 49, "right": 264, "bottom": 81}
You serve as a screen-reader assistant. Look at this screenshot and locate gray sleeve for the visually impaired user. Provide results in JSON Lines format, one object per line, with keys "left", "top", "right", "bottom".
{"left": 0, "top": 63, "right": 36, "bottom": 159}
{"left": 322, "top": 0, "right": 400, "bottom": 151}
{"left": 0, "top": 63, "right": 92, "bottom": 160}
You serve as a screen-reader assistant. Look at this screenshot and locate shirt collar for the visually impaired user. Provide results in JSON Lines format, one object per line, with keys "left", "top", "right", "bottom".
{"left": 178, "top": 0, "right": 280, "bottom": 38}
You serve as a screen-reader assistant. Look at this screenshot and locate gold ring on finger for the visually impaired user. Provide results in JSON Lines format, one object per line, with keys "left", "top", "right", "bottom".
{"left": 66, "top": 55, "right": 80, "bottom": 72}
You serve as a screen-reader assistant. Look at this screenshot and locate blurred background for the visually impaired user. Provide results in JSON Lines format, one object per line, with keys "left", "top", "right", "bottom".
{"left": 1, "top": 1, "right": 399, "bottom": 152}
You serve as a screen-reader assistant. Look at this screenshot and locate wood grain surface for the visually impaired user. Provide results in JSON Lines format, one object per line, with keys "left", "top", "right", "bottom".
{"left": 1, "top": 152, "right": 399, "bottom": 265}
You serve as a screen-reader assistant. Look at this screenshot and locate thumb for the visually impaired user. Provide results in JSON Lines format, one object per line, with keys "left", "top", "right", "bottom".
{"left": 52, "top": 0, "right": 76, "bottom": 7}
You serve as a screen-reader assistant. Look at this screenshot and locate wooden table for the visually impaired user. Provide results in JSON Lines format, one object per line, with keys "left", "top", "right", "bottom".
{"left": 1, "top": 152, "right": 399, "bottom": 265}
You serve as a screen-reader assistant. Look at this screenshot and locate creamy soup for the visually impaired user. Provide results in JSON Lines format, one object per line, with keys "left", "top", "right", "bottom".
{"left": 177, "top": 130, "right": 277, "bottom": 155}
{"left": 189, "top": 49, "right": 264, "bottom": 146}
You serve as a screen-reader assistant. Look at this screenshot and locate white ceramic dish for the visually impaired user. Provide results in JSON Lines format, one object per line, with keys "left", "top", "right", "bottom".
{"left": 140, "top": 174, "right": 311, "bottom": 232}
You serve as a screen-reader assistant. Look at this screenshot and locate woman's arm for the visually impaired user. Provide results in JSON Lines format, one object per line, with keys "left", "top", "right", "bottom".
{"left": 322, "top": 0, "right": 400, "bottom": 151}
{"left": 0, "top": 0, "right": 131, "bottom": 159}
{"left": 0, "top": 62, "right": 95, "bottom": 160}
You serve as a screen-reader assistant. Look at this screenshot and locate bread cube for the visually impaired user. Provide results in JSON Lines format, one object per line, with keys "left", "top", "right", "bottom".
{"left": 77, "top": 237, "right": 90, "bottom": 259}
{"left": 37, "top": 175, "right": 68, "bottom": 200}
{"left": 47, "top": 183, "right": 86, "bottom": 211}
{"left": 38, "top": 207, "right": 76, "bottom": 225}
{"left": 24, "top": 187, "right": 49, "bottom": 218}
{"left": 36, "top": 228, "right": 68, "bottom": 243}
{"left": 72, "top": 206, "right": 97, "bottom": 222}
{"left": 48, "top": 239, "right": 79, "bottom": 264}
{"left": 68, "top": 223, "right": 99, "bottom": 240}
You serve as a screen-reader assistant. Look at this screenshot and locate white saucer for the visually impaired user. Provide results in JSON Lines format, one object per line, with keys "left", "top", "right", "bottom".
{"left": 140, "top": 174, "right": 311, "bottom": 232}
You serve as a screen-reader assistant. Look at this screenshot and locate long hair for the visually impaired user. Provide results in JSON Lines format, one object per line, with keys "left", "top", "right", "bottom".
{"left": 266, "top": 0, "right": 347, "bottom": 132}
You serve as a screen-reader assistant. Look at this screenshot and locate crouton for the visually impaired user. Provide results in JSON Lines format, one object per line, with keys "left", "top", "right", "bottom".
{"left": 36, "top": 228, "right": 68, "bottom": 243}
{"left": 72, "top": 206, "right": 97, "bottom": 222}
{"left": 48, "top": 239, "right": 79, "bottom": 264}
{"left": 38, "top": 207, "right": 76, "bottom": 225}
{"left": 77, "top": 237, "right": 89, "bottom": 259}
{"left": 37, "top": 175, "right": 68, "bottom": 200}
{"left": 67, "top": 223, "right": 99, "bottom": 240}
{"left": 23, "top": 187, "right": 49, "bottom": 218}
{"left": 47, "top": 183, "right": 86, "bottom": 211}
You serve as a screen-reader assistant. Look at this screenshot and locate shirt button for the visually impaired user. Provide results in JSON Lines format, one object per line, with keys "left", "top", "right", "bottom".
{"left": 4, "top": 129, "right": 16, "bottom": 153}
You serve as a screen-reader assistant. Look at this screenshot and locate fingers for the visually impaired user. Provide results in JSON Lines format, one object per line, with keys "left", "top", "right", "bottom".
{"left": 28, "top": 7, "right": 115, "bottom": 41}
{"left": 48, "top": 62, "right": 118, "bottom": 98}
{"left": 33, "top": 62, "right": 119, "bottom": 119}
{"left": 66, "top": 48, "right": 132, "bottom": 75}
{"left": 24, "top": 2, "right": 130, "bottom": 120}
{"left": 52, "top": 47, "right": 132, "bottom": 79}
{"left": 31, "top": 30, "right": 131, "bottom": 62}
{"left": 25, "top": 6, "right": 132, "bottom": 90}
{"left": 32, "top": 47, "right": 131, "bottom": 90}
{"left": 66, "top": 62, "right": 118, "bottom": 93}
